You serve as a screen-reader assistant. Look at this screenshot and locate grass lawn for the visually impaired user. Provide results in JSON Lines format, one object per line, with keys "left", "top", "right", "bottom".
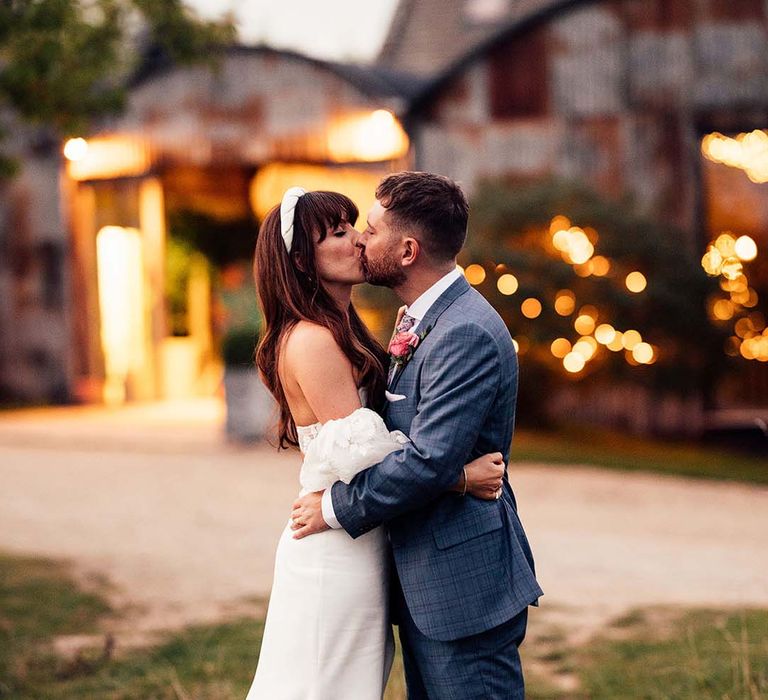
{"left": 576, "top": 608, "right": 768, "bottom": 699}
{"left": 522, "top": 607, "right": 768, "bottom": 699}
{"left": 0, "top": 552, "right": 265, "bottom": 699}
{"left": 2, "top": 552, "right": 766, "bottom": 699}
{"left": 512, "top": 426, "right": 768, "bottom": 485}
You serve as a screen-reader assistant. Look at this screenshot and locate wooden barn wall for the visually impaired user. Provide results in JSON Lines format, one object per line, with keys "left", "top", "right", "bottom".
{"left": 415, "top": 0, "right": 768, "bottom": 235}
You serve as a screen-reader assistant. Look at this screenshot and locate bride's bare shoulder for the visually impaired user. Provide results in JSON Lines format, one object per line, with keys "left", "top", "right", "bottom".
{"left": 281, "top": 322, "right": 359, "bottom": 418}
{"left": 284, "top": 321, "right": 338, "bottom": 352}
{"left": 282, "top": 321, "right": 348, "bottom": 370}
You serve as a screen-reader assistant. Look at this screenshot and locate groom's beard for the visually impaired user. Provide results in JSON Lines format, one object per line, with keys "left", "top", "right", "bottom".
{"left": 361, "top": 250, "right": 407, "bottom": 288}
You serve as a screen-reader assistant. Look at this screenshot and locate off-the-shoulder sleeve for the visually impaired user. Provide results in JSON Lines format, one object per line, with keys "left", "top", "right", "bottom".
{"left": 299, "top": 408, "right": 409, "bottom": 492}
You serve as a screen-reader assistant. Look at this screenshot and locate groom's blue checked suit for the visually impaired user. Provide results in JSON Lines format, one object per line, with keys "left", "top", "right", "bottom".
{"left": 331, "top": 274, "right": 543, "bottom": 699}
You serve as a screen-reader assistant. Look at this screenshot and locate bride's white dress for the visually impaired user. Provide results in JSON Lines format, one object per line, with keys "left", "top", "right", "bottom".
{"left": 245, "top": 395, "right": 408, "bottom": 700}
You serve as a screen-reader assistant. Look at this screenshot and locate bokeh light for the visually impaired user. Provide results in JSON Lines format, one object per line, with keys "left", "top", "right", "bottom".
{"left": 702, "top": 130, "right": 768, "bottom": 183}
{"left": 573, "top": 336, "right": 597, "bottom": 360}
{"left": 550, "top": 338, "right": 571, "bottom": 358}
{"left": 579, "top": 305, "right": 599, "bottom": 319}
{"left": 563, "top": 352, "right": 586, "bottom": 373}
{"left": 595, "top": 323, "right": 616, "bottom": 345}
{"left": 720, "top": 257, "right": 744, "bottom": 280}
{"left": 715, "top": 233, "right": 736, "bottom": 258}
{"left": 734, "top": 235, "right": 758, "bottom": 261}
{"left": 607, "top": 331, "right": 625, "bottom": 352}
{"left": 465, "top": 264, "right": 486, "bottom": 286}
{"left": 591, "top": 256, "right": 611, "bottom": 276}
{"left": 551, "top": 222, "right": 594, "bottom": 265}
{"left": 625, "top": 271, "right": 647, "bottom": 293}
{"left": 554, "top": 290, "right": 575, "bottom": 316}
{"left": 622, "top": 329, "right": 642, "bottom": 350}
{"left": 497, "top": 273, "right": 519, "bottom": 295}
{"left": 63, "top": 137, "right": 88, "bottom": 161}
{"left": 711, "top": 299, "right": 735, "bottom": 321}
{"left": 632, "top": 342, "right": 654, "bottom": 364}
{"left": 521, "top": 298, "right": 542, "bottom": 319}
{"left": 574, "top": 314, "right": 595, "bottom": 335}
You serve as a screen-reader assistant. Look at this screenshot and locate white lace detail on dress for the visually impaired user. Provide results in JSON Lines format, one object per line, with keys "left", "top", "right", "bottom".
{"left": 296, "top": 422, "right": 321, "bottom": 454}
{"left": 299, "top": 407, "right": 409, "bottom": 493}
{"left": 296, "top": 386, "right": 368, "bottom": 456}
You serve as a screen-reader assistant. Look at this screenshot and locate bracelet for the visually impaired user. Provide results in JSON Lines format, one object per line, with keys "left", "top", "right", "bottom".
{"left": 461, "top": 467, "right": 468, "bottom": 496}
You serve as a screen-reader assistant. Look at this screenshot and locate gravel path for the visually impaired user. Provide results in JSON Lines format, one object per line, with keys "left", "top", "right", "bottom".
{"left": 1, "top": 401, "right": 767, "bottom": 639}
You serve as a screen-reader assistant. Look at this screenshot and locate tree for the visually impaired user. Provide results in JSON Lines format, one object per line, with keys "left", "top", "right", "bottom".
{"left": 0, "top": 0, "right": 235, "bottom": 175}
{"left": 461, "top": 179, "right": 727, "bottom": 424}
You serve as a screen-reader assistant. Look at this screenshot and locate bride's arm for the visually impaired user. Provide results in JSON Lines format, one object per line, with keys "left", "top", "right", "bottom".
{"left": 283, "top": 322, "right": 362, "bottom": 422}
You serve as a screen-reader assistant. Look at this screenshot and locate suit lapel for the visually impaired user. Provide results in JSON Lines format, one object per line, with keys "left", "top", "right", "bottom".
{"left": 388, "top": 276, "right": 471, "bottom": 393}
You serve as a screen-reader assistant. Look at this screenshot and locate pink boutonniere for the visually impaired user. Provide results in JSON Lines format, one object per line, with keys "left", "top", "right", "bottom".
{"left": 388, "top": 325, "right": 433, "bottom": 369}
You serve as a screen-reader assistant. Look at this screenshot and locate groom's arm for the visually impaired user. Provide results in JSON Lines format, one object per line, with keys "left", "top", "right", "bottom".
{"left": 329, "top": 322, "right": 504, "bottom": 539}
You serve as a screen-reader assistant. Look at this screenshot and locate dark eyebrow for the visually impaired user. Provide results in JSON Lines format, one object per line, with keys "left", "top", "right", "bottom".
{"left": 366, "top": 218, "right": 375, "bottom": 230}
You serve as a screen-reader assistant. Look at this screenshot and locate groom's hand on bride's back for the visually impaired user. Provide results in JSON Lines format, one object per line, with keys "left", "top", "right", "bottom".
{"left": 462, "top": 452, "right": 506, "bottom": 500}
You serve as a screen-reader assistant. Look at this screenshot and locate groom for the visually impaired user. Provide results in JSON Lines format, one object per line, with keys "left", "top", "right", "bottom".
{"left": 292, "top": 171, "right": 542, "bottom": 698}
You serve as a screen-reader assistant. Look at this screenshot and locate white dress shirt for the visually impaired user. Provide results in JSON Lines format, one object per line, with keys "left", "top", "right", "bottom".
{"left": 321, "top": 267, "right": 463, "bottom": 529}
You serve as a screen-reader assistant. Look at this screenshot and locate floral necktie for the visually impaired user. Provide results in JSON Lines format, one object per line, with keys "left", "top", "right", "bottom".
{"left": 394, "top": 312, "right": 417, "bottom": 334}
{"left": 388, "top": 312, "right": 417, "bottom": 383}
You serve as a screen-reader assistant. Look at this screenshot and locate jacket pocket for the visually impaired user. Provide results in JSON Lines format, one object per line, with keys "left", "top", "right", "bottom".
{"left": 432, "top": 504, "right": 503, "bottom": 550}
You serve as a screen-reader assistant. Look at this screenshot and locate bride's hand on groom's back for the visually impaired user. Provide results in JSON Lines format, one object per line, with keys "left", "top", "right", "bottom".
{"left": 463, "top": 453, "right": 505, "bottom": 500}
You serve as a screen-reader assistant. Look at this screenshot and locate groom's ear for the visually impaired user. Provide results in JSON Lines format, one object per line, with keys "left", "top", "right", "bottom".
{"left": 401, "top": 237, "right": 420, "bottom": 267}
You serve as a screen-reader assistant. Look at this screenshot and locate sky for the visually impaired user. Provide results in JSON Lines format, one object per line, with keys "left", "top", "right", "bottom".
{"left": 185, "top": 0, "right": 400, "bottom": 64}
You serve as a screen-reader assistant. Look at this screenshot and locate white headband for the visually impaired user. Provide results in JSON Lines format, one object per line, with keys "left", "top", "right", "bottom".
{"left": 280, "top": 186, "right": 307, "bottom": 253}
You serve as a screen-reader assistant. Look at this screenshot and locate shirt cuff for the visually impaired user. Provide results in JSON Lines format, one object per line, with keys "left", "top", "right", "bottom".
{"left": 321, "top": 487, "right": 342, "bottom": 529}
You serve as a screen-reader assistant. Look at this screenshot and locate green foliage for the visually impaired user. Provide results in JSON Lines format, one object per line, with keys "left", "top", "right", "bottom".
{"left": 130, "top": 0, "right": 235, "bottom": 67}
{"left": 221, "top": 326, "right": 259, "bottom": 367}
{"left": 168, "top": 210, "right": 259, "bottom": 268}
{"left": 0, "top": 1, "right": 235, "bottom": 160}
{"left": 164, "top": 235, "right": 197, "bottom": 336}
{"left": 0, "top": 153, "right": 19, "bottom": 180}
{"left": 0, "top": 1, "right": 124, "bottom": 134}
{"left": 467, "top": 179, "right": 726, "bottom": 418}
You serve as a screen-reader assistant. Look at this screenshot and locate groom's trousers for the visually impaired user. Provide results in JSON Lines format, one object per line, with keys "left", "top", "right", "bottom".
{"left": 393, "top": 576, "right": 528, "bottom": 700}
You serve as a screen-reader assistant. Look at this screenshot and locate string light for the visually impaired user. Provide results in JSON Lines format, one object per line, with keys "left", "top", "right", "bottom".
{"left": 701, "top": 228, "right": 764, "bottom": 361}
{"left": 521, "top": 298, "right": 542, "bottom": 319}
{"left": 554, "top": 290, "right": 575, "bottom": 316}
{"left": 497, "top": 273, "right": 519, "bottom": 295}
{"left": 702, "top": 130, "right": 768, "bottom": 183}
{"left": 625, "top": 271, "right": 647, "bottom": 293}
{"left": 465, "top": 264, "right": 486, "bottom": 285}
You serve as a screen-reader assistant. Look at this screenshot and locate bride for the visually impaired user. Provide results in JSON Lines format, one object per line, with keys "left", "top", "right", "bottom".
{"left": 245, "top": 187, "right": 506, "bottom": 699}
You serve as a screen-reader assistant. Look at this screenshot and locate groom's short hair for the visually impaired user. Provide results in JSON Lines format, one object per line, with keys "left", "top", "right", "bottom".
{"left": 376, "top": 172, "right": 469, "bottom": 262}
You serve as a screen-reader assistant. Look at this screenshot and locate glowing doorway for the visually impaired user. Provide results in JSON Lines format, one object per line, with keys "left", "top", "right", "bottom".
{"left": 95, "top": 226, "right": 148, "bottom": 404}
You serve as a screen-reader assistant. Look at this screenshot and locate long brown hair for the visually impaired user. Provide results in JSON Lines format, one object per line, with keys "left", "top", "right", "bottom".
{"left": 254, "top": 191, "right": 388, "bottom": 449}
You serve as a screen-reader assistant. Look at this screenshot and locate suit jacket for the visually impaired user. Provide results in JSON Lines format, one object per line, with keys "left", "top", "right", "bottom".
{"left": 331, "top": 275, "right": 543, "bottom": 641}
